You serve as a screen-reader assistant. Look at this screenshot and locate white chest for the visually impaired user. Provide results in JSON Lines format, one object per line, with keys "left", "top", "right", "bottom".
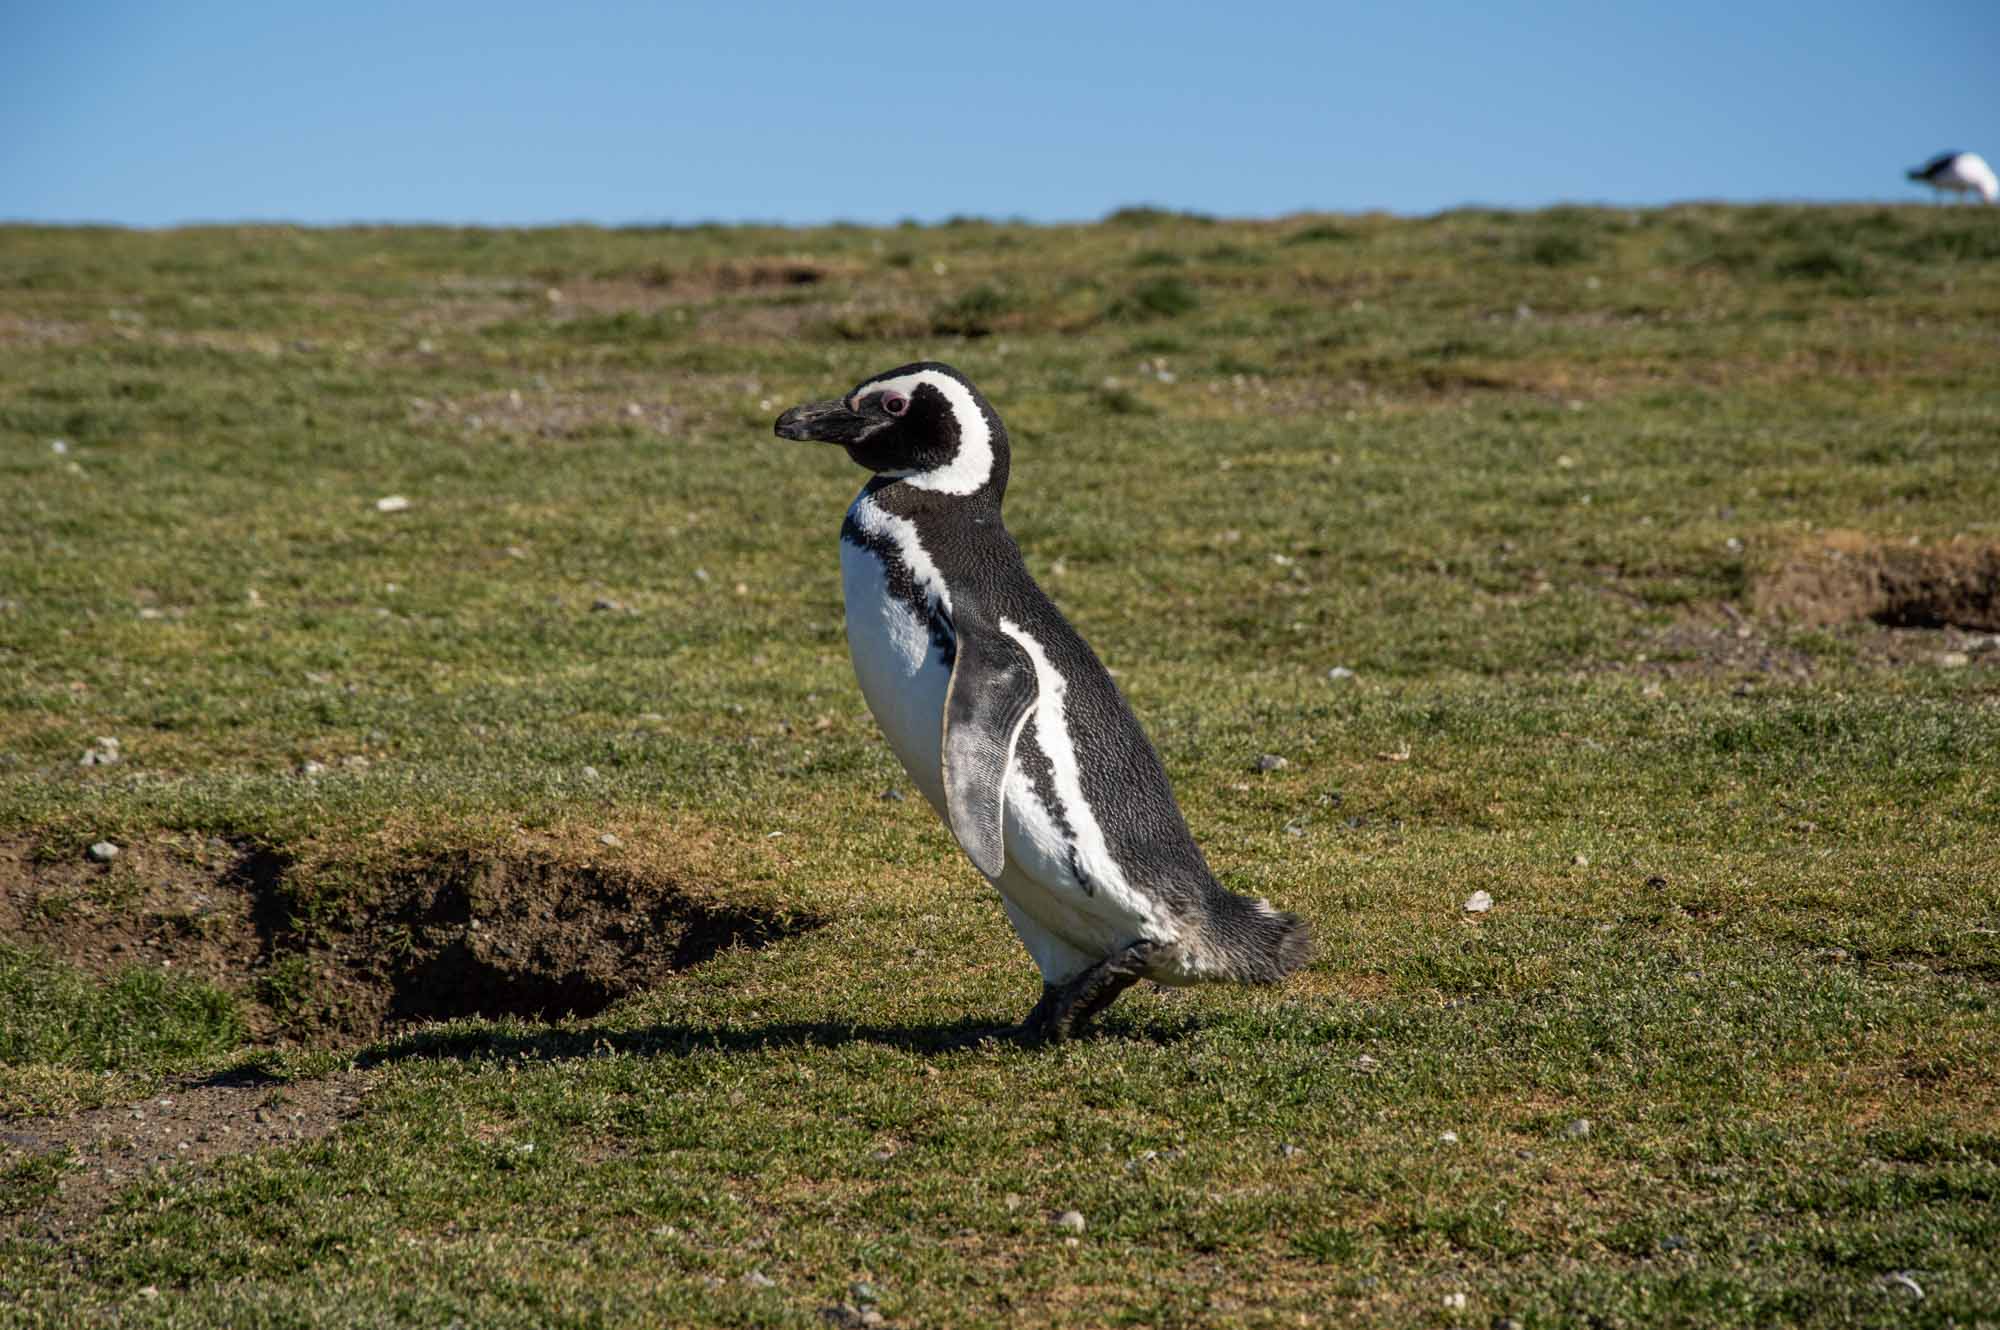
{"left": 840, "top": 533, "right": 952, "bottom": 814}
{"left": 836, "top": 495, "right": 1181, "bottom": 983}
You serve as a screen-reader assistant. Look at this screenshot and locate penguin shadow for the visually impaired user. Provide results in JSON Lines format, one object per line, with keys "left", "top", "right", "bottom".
{"left": 352, "top": 1009, "right": 1202, "bottom": 1068}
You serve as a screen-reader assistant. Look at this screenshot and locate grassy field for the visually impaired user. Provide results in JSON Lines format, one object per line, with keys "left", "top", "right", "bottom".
{"left": 2, "top": 204, "right": 1998, "bottom": 1327}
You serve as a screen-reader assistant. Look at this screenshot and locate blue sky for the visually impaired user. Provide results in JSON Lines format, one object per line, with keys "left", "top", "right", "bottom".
{"left": 4, "top": 1, "right": 1996, "bottom": 226}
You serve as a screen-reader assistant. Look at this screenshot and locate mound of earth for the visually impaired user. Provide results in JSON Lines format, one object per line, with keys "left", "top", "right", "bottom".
{"left": 0, "top": 836, "right": 820, "bottom": 1046}
{"left": 1753, "top": 532, "right": 2000, "bottom": 631}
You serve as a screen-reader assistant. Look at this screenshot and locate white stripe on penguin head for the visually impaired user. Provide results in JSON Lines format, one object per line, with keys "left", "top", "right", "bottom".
{"left": 854, "top": 368, "right": 995, "bottom": 496}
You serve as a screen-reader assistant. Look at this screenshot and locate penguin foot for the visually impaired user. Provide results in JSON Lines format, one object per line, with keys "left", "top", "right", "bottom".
{"left": 1017, "top": 982, "right": 1065, "bottom": 1042}
{"left": 1017, "top": 940, "right": 1163, "bottom": 1044}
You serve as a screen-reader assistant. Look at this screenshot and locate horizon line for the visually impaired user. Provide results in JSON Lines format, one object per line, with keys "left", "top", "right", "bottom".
{"left": 0, "top": 193, "right": 1958, "bottom": 233}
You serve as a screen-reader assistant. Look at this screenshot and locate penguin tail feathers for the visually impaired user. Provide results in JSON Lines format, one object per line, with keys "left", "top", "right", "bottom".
{"left": 1203, "top": 892, "right": 1313, "bottom": 985}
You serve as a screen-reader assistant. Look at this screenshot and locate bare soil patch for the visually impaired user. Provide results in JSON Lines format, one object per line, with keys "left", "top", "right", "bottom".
{"left": 0, "top": 837, "right": 821, "bottom": 1047}
{"left": 0, "top": 314, "right": 91, "bottom": 346}
{"left": 1755, "top": 531, "right": 2000, "bottom": 631}
{"left": 3, "top": 1068, "right": 372, "bottom": 1240}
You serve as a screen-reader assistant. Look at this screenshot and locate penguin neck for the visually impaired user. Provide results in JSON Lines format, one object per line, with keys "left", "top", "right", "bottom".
{"left": 862, "top": 469, "right": 1007, "bottom": 522}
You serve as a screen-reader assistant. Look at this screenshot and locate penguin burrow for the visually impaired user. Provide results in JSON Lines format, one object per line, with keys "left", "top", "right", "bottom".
{"left": 775, "top": 362, "right": 1311, "bottom": 1040}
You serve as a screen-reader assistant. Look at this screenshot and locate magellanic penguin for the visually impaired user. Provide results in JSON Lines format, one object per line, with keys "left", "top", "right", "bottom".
{"left": 775, "top": 363, "right": 1311, "bottom": 1040}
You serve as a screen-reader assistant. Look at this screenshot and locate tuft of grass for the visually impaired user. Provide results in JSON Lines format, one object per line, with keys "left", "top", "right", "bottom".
{"left": 1103, "top": 205, "right": 1215, "bottom": 227}
{"left": 0, "top": 943, "right": 246, "bottom": 1071}
{"left": 929, "top": 282, "right": 1023, "bottom": 336}
{"left": 1773, "top": 245, "right": 1871, "bottom": 284}
{"left": 1112, "top": 274, "right": 1201, "bottom": 320}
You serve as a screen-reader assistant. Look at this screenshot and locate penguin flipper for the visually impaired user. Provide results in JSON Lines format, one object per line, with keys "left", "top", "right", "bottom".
{"left": 941, "top": 619, "right": 1039, "bottom": 879}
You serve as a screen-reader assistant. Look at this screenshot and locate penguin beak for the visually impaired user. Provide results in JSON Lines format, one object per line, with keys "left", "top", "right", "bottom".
{"left": 774, "top": 397, "right": 868, "bottom": 445}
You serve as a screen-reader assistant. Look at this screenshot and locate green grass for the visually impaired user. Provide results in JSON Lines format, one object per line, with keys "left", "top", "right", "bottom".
{"left": 0, "top": 943, "right": 246, "bottom": 1071}
{"left": 1, "top": 205, "right": 1997, "bottom": 1326}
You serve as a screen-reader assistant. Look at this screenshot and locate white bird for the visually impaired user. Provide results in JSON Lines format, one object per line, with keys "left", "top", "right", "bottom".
{"left": 1906, "top": 151, "right": 1998, "bottom": 204}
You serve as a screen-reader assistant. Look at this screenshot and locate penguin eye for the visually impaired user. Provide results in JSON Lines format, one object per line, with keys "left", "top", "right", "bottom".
{"left": 881, "top": 391, "right": 909, "bottom": 417}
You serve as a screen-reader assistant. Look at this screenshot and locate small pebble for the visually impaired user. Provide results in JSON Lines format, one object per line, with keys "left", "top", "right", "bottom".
{"left": 1438, "top": 1130, "right": 1460, "bottom": 1145}
{"left": 1565, "top": 1118, "right": 1592, "bottom": 1139}
{"left": 1572, "top": 853, "right": 1590, "bottom": 867}
{"left": 581, "top": 766, "right": 600, "bottom": 779}
{"left": 597, "top": 833, "right": 621, "bottom": 848}
{"left": 79, "top": 736, "right": 122, "bottom": 766}
{"left": 87, "top": 841, "right": 119, "bottom": 863}
{"left": 743, "top": 1270, "right": 775, "bottom": 1290}
{"left": 1936, "top": 651, "right": 1969, "bottom": 669}
{"left": 1462, "top": 890, "right": 1493, "bottom": 913}
{"left": 848, "top": 1281, "right": 880, "bottom": 1307}
{"left": 50, "top": 440, "right": 69, "bottom": 454}
{"left": 1442, "top": 1291, "right": 1467, "bottom": 1310}
{"left": 1326, "top": 666, "right": 1356, "bottom": 681}
{"left": 1254, "top": 753, "right": 1289, "bottom": 772}
{"left": 298, "top": 760, "right": 327, "bottom": 777}
{"left": 1053, "top": 1209, "right": 1086, "bottom": 1234}
{"left": 1279, "top": 1142, "right": 1302, "bottom": 1158}
{"left": 375, "top": 495, "right": 411, "bottom": 513}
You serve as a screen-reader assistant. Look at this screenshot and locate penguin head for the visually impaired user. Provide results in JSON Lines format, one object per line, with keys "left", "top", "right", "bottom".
{"left": 774, "top": 362, "right": 1008, "bottom": 498}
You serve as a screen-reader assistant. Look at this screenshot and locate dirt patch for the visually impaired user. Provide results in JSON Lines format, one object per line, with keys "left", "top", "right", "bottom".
{"left": 3, "top": 1069, "right": 370, "bottom": 1239}
{"left": 0, "top": 314, "right": 92, "bottom": 346}
{"left": 1638, "top": 607, "right": 1823, "bottom": 683}
{"left": 0, "top": 836, "right": 269, "bottom": 993}
{"left": 0, "top": 837, "right": 821, "bottom": 1046}
{"left": 346, "top": 851, "right": 811, "bottom": 1030}
{"left": 1755, "top": 532, "right": 2000, "bottom": 631}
